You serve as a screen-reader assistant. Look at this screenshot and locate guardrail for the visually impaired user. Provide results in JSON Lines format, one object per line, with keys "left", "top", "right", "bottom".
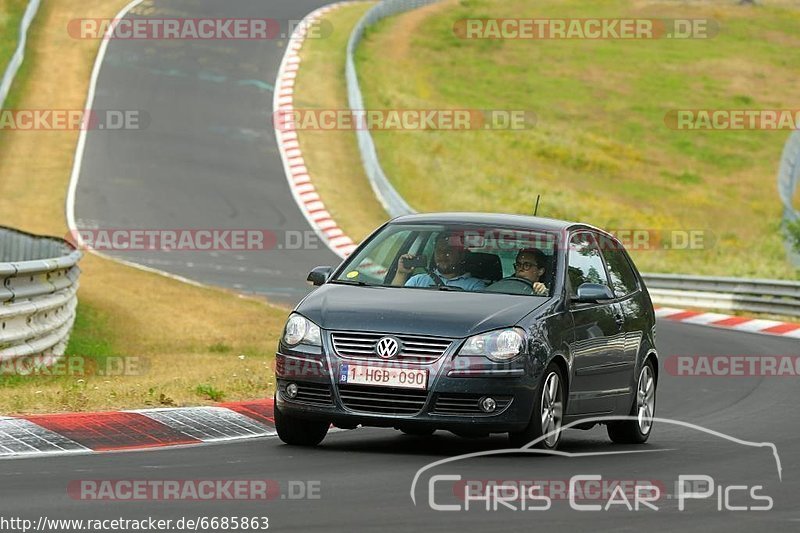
{"left": 346, "top": 0, "right": 440, "bottom": 218}
{"left": 346, "top": 1, "right": 800, "bottom": 319}
{"left": 0, "top": 227, "right": 82, "bottom": 367}
{"left": 0, "top": 0, "right": 41, "bottom": 109}
{"left": 642, "top": 273, "right": 800, "bottom": 318}
{"left": 777, "top": 131, "right": 800, "bottom": 267}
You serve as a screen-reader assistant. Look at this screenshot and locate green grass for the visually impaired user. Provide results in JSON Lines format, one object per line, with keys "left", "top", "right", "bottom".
{"left": 0, "top": 301, "right": 117, "bottom": 388}
{"left": 66, "top": 300, "right": 118, "bottom": 364}
{"left": 353, "top": 0, "right": 800, "bottom": 279}
{"left": 0, "top": 0, "right": 28, "bottom": 97}
{"left": 195, "top": 383, "right": 225, "bottom": 402}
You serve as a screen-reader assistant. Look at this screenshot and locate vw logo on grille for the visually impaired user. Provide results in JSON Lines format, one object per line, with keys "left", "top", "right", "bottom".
{"left": 375, "top": 337, "right": 400, "bottom": 359}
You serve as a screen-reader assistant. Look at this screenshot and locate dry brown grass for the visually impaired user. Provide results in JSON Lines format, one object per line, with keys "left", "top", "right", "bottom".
{"left": 0, "top": 0, "right": 290, "bottom": 414}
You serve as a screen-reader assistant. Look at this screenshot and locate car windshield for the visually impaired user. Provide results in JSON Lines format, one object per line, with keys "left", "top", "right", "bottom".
{"left": 331, "top": 223, "right": 558, "bottom": 296}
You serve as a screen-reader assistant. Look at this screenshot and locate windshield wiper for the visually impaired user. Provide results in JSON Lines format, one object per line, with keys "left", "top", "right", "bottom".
{"left": 330, "top": 279, "right": 368, "bottom": 286}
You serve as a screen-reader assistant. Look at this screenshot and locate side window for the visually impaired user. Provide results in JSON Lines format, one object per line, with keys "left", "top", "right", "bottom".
{"left": 600, "top": 242, "right": 640, "bottom": 298}
{"left": 567, "top": 233, "right": 611, "bottom": 298}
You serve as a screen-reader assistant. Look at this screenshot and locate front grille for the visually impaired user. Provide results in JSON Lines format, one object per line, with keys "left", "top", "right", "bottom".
{"left": 338, "top": 384, "right": 428, "bottom": 415}
{"left": 432, "top": 393, "right": 513, "bottom": 415}
{"left": 284, "top": 382, "right": 333, "bottom": 406}
{"left": 331, "top": 331, "right": 452, "bottom": 363}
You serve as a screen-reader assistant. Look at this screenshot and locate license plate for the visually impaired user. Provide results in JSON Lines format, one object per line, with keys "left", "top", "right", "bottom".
{"left": 340, "top": 364, "right": 428, "bottom": 390}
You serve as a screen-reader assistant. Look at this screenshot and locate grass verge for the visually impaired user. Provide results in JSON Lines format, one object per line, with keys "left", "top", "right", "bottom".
{"left": 0, "top": 0, "right": 28, "bottom": 82}
{"left": 355, "top": 0, "right": 800, "bottom": 279}
{"left": 295, "top": 0, "right": 800, "bottom": 279}
{"left": 0, "top": 0, "right": 289, "bottom": 414}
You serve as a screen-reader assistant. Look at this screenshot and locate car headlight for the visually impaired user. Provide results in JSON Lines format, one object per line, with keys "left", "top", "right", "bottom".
{"left": 283, "top": 313, "right": 321, "bottom": 347}
{"left": 458, "top": 328, "right": 526, "bottom": 362}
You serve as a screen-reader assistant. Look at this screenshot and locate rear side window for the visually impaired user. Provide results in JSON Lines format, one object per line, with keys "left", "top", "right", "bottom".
{"left": 600, "top": 241, "right": 640, "bottom": 298}
{"left": 567, "top": 233, "right": 610, "bottom": 297}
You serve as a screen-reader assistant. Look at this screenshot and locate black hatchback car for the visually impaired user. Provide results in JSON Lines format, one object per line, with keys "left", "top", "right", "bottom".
{"left": 274, "top": 213, "right": 658, "bottom": 449}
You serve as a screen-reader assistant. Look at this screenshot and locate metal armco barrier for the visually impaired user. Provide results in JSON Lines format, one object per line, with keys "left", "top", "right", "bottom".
{"left": 0, "top": 227, "right": 81, "bottom": 365}
{"left": 643, "top": 273, "right": 800, "bottom": 318}
{"left": 346, "top": 0, "right": 440, "bottom": 218}
{"left": 777, "top": 130, "right": 800, "bottom": 267}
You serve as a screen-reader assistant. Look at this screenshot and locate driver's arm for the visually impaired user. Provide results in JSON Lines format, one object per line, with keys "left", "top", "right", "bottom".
{"left": 391, "top": 254, "right": 414, "bottom": 286}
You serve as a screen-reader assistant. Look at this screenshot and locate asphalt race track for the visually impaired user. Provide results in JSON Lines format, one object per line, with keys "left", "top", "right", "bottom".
{"left": 72, "top": 0, "right": 340, "bottom": 305}
{"left": 10, "top": 0, "right": 800, "bottom": 531}
{"left": 0, "top": 320, "right": 798, "bottom": 531}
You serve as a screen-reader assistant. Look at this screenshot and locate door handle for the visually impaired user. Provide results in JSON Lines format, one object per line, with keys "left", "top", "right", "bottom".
{"left": 614, "top": 313, "right": 625, "bottom": 328}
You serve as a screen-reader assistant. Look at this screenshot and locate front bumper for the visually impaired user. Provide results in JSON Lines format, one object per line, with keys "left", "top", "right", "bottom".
{"left": 275, "top": 348, "right": 543, "bottom": 434}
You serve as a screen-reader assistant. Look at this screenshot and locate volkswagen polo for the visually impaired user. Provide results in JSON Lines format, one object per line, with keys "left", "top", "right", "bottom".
{"left": 274, "top": 213, "right": 658, "bottom": 449}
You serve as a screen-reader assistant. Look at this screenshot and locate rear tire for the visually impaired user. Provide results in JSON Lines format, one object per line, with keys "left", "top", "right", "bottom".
{"left": 274, "top": 398, "right": 329, "bottom": 446}
{"left": 509, "top": 363, "right": 565, "bottom": 449}
{"left": 607, "top": 360, "right": 656, "bottom": 444}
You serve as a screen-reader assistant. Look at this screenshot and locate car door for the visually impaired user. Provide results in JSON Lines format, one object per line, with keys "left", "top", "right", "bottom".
{"left": 565, "top": 231, "right": 626, "bottom": 415}
{"left": 596, "top": 234, "right": 647, "bottom": 411}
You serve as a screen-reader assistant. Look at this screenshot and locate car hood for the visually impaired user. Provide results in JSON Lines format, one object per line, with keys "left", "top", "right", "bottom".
{"left": 296, "top": 284, "right": 547, "bottom": 338}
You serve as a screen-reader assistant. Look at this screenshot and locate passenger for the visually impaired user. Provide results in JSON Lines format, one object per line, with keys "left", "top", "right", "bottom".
{"left": 507, "top": 248, "right": 549, "bottom": 296}
{"left": 392, "top": 233, "right": 486, "bottom": 291}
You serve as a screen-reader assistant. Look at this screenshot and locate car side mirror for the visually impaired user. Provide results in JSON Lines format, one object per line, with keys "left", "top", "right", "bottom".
{"left": 573, "top": 283, "right": 615, "bottom": 303}
{"left": 307, "top": 266, "right": 332, "bottom": 286}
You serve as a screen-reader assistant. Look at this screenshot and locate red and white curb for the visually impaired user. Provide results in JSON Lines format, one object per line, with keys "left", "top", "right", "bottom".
{"left": 655, "top": 306, "right": 800, "bottom": 338}
{"left": 0, "top": 400, "right": 274, "bottom": 459}
{"left": 273, "top": 2, "right": 364, "bottom": 260}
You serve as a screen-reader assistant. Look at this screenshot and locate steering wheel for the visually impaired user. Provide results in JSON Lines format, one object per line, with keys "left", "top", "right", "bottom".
{"left": 485, "top": 277, "right": 534, "bottom": 295}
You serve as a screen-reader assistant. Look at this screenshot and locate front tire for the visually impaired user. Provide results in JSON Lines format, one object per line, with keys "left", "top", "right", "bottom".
{"left": 607, "top": 360, "right": 656, "bottom": 444}
{"left": 274, "top": 397, "right": 329, "bottom": 446}
{"left": 509, "top": 363, "right": 565, "bottom": 449}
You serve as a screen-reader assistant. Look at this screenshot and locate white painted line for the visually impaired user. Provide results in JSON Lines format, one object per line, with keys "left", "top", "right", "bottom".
{"left": 62, "top": 0, "right": 218, "bottom": 291}
{"left": 66, "top": 0, "right": 144, "bottom": 249}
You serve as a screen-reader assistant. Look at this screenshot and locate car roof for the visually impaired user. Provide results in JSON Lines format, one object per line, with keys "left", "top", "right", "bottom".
{"left": 390, "top": 212, "right": 590, "bottom": 233}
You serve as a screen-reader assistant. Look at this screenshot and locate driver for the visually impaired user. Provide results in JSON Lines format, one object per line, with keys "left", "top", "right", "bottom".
{"left": 506, "top": 248, "right": 549, "bottom": 296}
{"left": 391, "top": 233, "right": 486, "bottom": 291}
